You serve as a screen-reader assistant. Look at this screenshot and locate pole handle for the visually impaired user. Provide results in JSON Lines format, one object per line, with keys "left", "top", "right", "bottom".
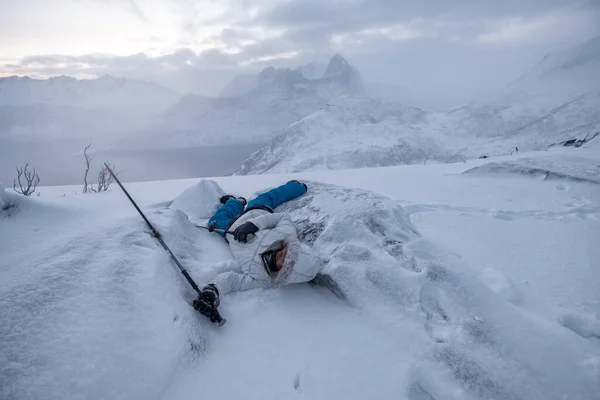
{"left": 210, "top": 310, "right": 226, "bottom": 326}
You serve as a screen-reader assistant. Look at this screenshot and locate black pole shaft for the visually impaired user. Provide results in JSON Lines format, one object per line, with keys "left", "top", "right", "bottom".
{"left": 104, "top": 163, "right": 224, "bottom": 325}
{"left": 195, "top": 225, "right": 234, "bottom": 235}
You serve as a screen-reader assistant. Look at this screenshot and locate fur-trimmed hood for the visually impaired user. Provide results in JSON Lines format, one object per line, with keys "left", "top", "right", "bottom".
{"left": 272, "top": 236, "right": 322, "bottom": 286}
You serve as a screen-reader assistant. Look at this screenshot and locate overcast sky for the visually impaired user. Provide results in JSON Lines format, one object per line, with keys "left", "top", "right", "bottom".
{"left": 1, "top": 0, "right": 599, "bottom": 105}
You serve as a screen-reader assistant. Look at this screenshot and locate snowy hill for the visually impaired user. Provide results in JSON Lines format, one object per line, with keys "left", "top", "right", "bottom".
{"left": 1, "top": 145, "right": 599, "bottom": 399}
{"left": 0, "top": 75, "right": 179, "bottom": 108}
{"left": 236, "top": 97, "right": 464, "bottom": 174}
{"left": 147, "top": 54, "right": 366, "bottom": 147}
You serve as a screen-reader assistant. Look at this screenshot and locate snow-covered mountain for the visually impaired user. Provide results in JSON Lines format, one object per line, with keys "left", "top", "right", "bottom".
{"left": 217, "top": 62, "right": 328, "bottom": 99}
{"left": 237, "top": 36, "right": 600, "bottom": 174}
{"left": 218, "top": 74, "right": 258, "bottom": 98}
{"left": 0, "top": 75, "right": 179, "bottom": 108}
{"left": 295, "top": 61, "right": 326, "bottom": 80}
{"left": 147, "top": 54, "right": 366, "bottom": 147}
{"left": 236, "top": 97, "right": 464, "bottom": 174}
{"left": 0, "top": 75, "right": 181, "bottom": 142}
{"left": 366, "top": 82, "right": 423, "bottom": 107}
{"left": 510, "top": 35, "right": 600, "bottom": 95}
{"left": 436, "top": 36, "right": 600, "bottom": 156}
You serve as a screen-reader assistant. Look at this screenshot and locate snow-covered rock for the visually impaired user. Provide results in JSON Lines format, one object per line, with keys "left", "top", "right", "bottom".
{"left": 236, "top": 97, "right": 464, "bottom": 174}
{"left": 321, "top": 53, "right": 365, "bottom": 96}
{"left": 169, "top": 179, "right": 225, "bottom": 220}
{"left": 0, "top": 182, "right": 10, "bottom": 210}
{"left": 0, "top": 182, "right": 22, "bottom": 215}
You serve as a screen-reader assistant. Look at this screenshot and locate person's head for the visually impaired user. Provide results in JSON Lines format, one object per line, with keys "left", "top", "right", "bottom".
{"left": 275, "top": 246, "right": 288, "bottom": 270}
{"left": 260, "top": 240, "right": 287, "bottom": 275}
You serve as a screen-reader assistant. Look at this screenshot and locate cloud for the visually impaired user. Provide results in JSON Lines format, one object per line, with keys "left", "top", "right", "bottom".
{"left": 2, "top": 0, "right": 599, "bottom": 103}
{"left": 93, "top": 0, "right": 148, "bottom": 22}
{"left": 124, "top": 0, "right": 148, "bottom": 22}
{"left": 474, "top": 6, "right": 600, "bottom": 46}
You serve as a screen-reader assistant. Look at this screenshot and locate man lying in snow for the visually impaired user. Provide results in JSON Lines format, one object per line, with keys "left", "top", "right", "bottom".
{"left": 193, "top": 180, "right": 323, "bottom": 319}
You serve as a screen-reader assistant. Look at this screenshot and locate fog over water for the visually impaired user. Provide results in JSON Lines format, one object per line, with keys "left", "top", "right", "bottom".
{"left": 0, "top": 139, "right": 263, "bottom": 186}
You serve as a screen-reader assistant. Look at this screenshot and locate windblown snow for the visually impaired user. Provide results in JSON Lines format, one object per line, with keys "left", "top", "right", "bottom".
{"left": 1, "top": 142, "right": 599, "bottom": 400}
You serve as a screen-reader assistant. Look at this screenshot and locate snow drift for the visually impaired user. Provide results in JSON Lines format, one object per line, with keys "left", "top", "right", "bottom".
{"left": 1, "top": 173, "right": 598, "bottom": 400}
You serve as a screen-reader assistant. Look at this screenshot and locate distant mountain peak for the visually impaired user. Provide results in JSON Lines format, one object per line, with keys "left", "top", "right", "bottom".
{"left": 323, "top": 53, "right": 351, "bottom": 78}
{"left": 0, "top": 74, "right": 180, "bottom": 108}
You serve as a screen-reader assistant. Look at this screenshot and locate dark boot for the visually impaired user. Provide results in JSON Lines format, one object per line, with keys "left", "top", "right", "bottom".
{"left": 220, "top": 195, "right": 247, "bottom": 206}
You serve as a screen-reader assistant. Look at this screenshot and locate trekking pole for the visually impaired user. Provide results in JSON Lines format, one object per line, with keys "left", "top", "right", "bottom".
{"left": 194, "top": 225, "right": 234, "bottom": 235}
{"left": 195, "top": 224, "right": 256, "bottom": 242}
{"left": 104, "top": 163, "right": 226, "bottom": 326}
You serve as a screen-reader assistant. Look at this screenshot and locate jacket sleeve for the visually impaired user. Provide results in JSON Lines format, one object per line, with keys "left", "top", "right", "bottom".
{"left": 210, "top": 271, "right": 268, "bottom": 295}
{"left": 248, "top": 212, "right": 286, "bottom": 230}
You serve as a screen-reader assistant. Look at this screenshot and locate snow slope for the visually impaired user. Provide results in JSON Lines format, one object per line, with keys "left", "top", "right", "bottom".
{"left": 236, "top": 97, "right": 464, "bottom": 174}
{"left": 438, "top": 35, "right": 600, "bottom": 154}
{"left": 1, "top": 145, "right": 599, "bottom": 400}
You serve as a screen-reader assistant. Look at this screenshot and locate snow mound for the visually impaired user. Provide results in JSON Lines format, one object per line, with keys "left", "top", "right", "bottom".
{"left": 0, "top": 182, "right": 9, "bottom": 209}
{"left": 559, "top": 313, "right": 600, "bottom": 339}
{"left": 463, "top": 156, "right": 600, "bottom": 184}
{"left": 0, "top": 207, "right": 206, "bottom": 400}
{"left": 278, "top": 182, "right": 598, "bottom": 399}
{"left": 1, "top": 182, "right": 21, "bottom": 215}
{"left": 169, "top": 179, "right": 226, "bottom": 220}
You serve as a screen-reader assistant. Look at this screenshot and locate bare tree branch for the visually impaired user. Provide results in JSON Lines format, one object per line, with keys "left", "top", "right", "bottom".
{"left": 13, "top": 163, "right": 40, "bottom": 196}
{"left": 83, "top": 143, "right": 92, "bottom": 194}
{"left": 95, "top": 163, "right": 117, "bottom": 192}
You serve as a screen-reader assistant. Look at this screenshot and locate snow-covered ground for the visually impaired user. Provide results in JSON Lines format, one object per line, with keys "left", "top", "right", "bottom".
{"left": 1, "top": 144, "right": 599, "bottom": 400}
